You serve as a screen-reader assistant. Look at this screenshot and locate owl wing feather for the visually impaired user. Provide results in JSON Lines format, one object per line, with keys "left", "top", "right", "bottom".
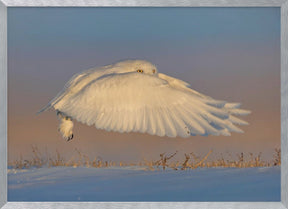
{"left": 37, "top": 65, "right": 116, "bottom": 114}
{"left": 54, "top": 72, "right": 250, "bottom": 137}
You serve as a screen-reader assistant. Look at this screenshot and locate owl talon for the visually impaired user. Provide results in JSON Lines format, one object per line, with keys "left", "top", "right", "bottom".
{"left": 67, "top": 134, "right": 73, "bottom": 141}
{"left": 58, "top": 111, "right": 74, "bottom": 141}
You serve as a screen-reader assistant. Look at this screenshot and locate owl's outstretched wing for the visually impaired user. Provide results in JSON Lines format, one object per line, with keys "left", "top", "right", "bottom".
{"left": 54, "top": 72, "right": 250, "bottom": 137}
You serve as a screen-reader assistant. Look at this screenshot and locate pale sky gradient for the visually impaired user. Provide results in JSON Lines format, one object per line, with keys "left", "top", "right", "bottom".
{"left": 8, "top": 8, "right": 280, "bottom": 162}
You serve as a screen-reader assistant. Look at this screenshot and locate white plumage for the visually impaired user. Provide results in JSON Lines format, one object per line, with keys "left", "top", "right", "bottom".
{"left": 39, "top": 60, "right": 250, "bottom": 140}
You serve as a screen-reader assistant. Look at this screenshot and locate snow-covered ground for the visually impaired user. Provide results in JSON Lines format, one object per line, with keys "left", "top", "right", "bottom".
{"left": 8, "top": 166, "right": 280, "bottom": 201}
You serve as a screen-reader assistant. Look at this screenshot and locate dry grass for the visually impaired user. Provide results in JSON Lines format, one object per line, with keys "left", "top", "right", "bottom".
{"left": 9, "top": 146, "right": 281, "bottom": 171}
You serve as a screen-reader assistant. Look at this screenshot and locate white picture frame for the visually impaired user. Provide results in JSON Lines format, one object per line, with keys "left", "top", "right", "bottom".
{"left": 0, "top": 0, "right": 287, "bottom": 208}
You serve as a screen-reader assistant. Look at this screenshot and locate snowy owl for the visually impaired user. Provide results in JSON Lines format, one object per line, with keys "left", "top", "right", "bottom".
{"left": 39, "top": 60, "right": 250, "bottom": 141}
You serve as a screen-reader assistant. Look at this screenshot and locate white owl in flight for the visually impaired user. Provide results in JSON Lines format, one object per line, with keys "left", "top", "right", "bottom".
{"left": 39, "top": 60, "right": 250, "bottom": 141}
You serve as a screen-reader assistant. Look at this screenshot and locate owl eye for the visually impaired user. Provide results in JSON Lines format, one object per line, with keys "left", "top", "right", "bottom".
{"left": 137, "top": 69, "right": 143, "bottom": 73}
{"left": 152, "top": 69, "right": 156, "bottom": 74}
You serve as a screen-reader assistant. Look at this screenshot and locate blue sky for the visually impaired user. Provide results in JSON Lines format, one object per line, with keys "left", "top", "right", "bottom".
{"left": 7, "top": 8, "right": 280, "bottom": 162}
{"left": 8, "top": 8, "right": 279, "bottom": 47}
